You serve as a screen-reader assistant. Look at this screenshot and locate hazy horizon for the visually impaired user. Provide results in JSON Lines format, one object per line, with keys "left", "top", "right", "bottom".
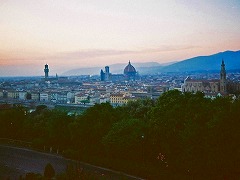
{"left": 0, "top": 0, "right": 240, "bottom": 76}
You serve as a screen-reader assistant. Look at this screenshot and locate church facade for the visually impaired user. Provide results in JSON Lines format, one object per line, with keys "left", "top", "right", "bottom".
{"left": 181, "top": 60, "right": 228, "bottom": 95}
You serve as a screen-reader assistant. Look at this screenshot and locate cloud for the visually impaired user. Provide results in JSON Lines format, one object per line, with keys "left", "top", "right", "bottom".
{"left": 142, "top": 45, "right": 200, "bottom": 53}
{"left": 0, "top": 45, "right": 200, "bottom": 70}
{"left": 53, "top": 49, "right": 135, "bottom": 59}
{"left": 51, "top": 45, "right": 199, "bottom": 60}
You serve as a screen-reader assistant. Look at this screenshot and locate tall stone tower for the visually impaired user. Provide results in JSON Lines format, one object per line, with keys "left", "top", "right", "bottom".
{"left": 105, "top": 66, "right": 110, "bottom": 81}
{"left": 220, "top": 60, "right": 227, "bottom": 93}
{"left": 100, "top": 69, "right": 105, "bottom": 81}
{"left": 44, "top": 64, "right": 49, "bottom": 79}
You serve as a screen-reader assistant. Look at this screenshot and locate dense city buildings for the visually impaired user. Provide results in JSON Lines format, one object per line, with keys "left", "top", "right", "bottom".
{"left": 0, "top": 60, "right": 239, "bottom": 111}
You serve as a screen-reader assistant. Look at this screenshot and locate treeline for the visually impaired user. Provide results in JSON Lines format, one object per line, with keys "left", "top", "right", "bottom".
{"left": 1, "top": 90, "right": 240, "bottom": 179}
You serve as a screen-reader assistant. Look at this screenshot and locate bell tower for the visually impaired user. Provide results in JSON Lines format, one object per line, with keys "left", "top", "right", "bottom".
{"left": 44, "top": 64, "right": 49, "bottom": 79}
{"left": 220, "top": 60, "right": 227, "bottom": 93}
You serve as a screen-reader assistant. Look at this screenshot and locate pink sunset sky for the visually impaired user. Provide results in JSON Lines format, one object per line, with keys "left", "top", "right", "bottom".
{"left": 0, "top": 0, "right": 240, "bottom": 76}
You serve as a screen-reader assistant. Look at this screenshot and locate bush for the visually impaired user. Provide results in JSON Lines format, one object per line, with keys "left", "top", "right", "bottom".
{"left": 62, "top": 149, "right": 79, "bottom": 159}
{"left": 44, "top": 163, "right": 55, "bottom": 179}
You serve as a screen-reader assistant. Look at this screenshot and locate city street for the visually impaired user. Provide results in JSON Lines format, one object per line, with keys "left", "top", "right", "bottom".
{"left": 0, "top": 145, "right": 143, "bottom": 179}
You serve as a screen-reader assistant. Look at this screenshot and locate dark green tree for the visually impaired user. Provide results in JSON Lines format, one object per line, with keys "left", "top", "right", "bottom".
{"left": 120, "top": 98, "right": 154, "bottom": 121}
{"left": 69, "top": 102, "right": 118, "bottom": 153}
{"left": 46, "top": 110, "right": 72, "bottom": 148}
{"left": 44, "top": 163, "right": 55, "bottom": 179}
{"left": 35, "top": 105, "right": 48, "bottom": 113}
{"left": 102, "top": 118, "right": 145, "bottom": 161}
{"left": 0, "top": 106, "right": 26, "bottom": 138}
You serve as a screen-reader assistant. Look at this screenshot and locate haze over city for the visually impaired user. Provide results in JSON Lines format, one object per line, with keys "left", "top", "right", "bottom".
{"left": 0, "top": 0, "right": 240, "bottom": 76}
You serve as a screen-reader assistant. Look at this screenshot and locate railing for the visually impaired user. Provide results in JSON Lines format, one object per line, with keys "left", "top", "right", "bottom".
{"left": 0, "top": 138, "right": 32, "bottom": 148}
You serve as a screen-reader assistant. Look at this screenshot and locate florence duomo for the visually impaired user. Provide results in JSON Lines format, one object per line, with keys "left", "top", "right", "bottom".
{"left": 100, "top": 61, "right": 138, "bottom": 81}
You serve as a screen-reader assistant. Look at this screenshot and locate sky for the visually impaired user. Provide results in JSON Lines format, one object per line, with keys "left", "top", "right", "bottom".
{"left": 0, "top": 0, "right": 240, "bottom": 76}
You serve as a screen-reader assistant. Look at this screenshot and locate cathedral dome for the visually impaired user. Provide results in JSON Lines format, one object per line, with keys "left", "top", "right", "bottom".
{"left": 124, "top": 61, "right": 136, "bottom": 75}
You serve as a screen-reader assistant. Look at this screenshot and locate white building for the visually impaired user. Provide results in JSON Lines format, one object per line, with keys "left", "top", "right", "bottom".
{"left": 57, "top": 92, "right": 67, "bottom": 104}
{"left": 49, "top": 92, "right": 58, "bottom": 103}
{"left": 100, "top": 97, "right": 110, "bottom": 104}
{"left": 40, "top": 92, "right": 49, "bottom": 102}
{"left": 75, "top": 93, "right": 88, "bottom": 104}
{"left": 67, "top": 91, "right": 75, "bottom": 103}
{"left": 19, "top": 91, "right": 27, "bottom": 100}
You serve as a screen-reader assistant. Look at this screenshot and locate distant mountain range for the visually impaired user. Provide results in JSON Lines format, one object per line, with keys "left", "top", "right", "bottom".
{"left": 62, "top": 50, "right": 240, "bottom": 75}
{"left": 62, "top": 62, "right": 175, "bottom": 76}
{"left": 159, "top": 50, "right": 240, "bottom": 73}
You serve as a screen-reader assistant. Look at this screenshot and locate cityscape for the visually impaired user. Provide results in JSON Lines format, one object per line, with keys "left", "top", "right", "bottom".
{"left": 0, "top": 0, "right": 240, "bottom": 179}
{"left": 1, "top": 59, "right": 240, "bottom": 110}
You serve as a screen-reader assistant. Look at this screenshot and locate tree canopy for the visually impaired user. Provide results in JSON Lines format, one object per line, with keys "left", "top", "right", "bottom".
{"left": 1, "top": 92, "right": 240, "bottom": 179}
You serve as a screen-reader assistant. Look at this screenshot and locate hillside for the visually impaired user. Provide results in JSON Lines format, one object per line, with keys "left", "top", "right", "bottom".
{"left": 160, "top": 50, "right": 240, "bottom": 72}
{"left": 62, "top": 62, "right": 162, "bottom": 75}
{"left": 61, "top": 50, "right": 240, "bottom": 75}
